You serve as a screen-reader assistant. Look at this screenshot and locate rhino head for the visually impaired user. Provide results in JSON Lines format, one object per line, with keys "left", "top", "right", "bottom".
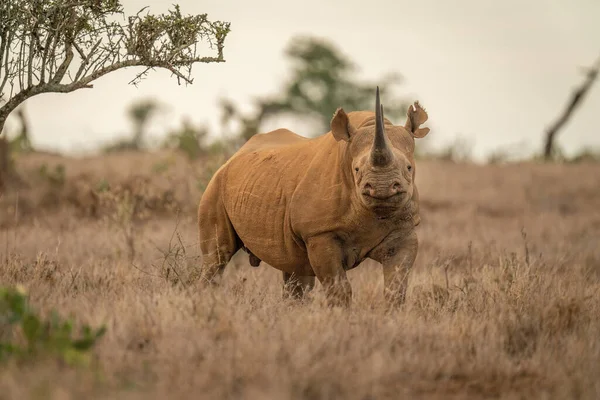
{"left": 330, "top": 87, "right": 430, "bottom": 213}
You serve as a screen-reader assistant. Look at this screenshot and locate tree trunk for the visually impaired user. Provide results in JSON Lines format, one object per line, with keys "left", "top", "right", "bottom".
{"left": 0, "top": 117, "right": 24, "bottom": 191}
{"left": 14, "top": 108, "right": 32, "bottom": 152}
{"left": 543, "top": 55, "right": 600, "bottom": 160}
{"left": 0, "top": 119, "right": 9, "bottom": 192}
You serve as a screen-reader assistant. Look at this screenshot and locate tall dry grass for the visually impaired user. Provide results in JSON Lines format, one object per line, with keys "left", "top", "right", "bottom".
{"left": 1, "top": 151, "right": 599, "bottom": 399}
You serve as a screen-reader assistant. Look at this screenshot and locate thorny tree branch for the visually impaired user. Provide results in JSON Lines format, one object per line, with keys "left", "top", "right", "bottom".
{"left": 543, "top": 54, "right": 600, "bottom": 160}
{"left": 0, "top": 0, "right": 231, "bottom": 133}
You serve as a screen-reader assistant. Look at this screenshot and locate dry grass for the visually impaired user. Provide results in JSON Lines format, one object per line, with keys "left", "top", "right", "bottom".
{"left": 1, "top": 150, "right": 599, "bottom": 399}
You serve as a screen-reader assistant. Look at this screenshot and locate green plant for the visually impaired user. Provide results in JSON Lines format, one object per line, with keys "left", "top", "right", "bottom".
{"left": 38, "top": 163, "right": 66, "bottom": 187}
{"left": 162, "top": 118, "right": 209, "bottom": 160}
{"left": 567, "top": 148, "right": 600, "bottom": 163}
{"left": 0, "top": 285, "right": 106, "bottom": 366}
{"left": 96, "top": 178, "right": 110, "bottom": 192}
{"left": 111, "top": 190, "right": 137, "bottom": 263}
{"left": 152, "top": 160, "right": 170, "bottom": 174}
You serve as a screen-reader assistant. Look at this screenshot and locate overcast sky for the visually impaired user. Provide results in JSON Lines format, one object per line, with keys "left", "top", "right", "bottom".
{"left": 5, "top": 0, "right": 600, "bottom": 161}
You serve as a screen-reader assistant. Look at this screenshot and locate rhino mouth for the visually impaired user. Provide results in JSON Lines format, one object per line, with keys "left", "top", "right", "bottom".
{"left": 362, "top": 191, "right": 406, "bottom": 201}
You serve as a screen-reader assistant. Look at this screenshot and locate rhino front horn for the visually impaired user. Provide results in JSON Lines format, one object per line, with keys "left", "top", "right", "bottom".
{"left": 370, "top": 86, "right": 394, "bottom": 167}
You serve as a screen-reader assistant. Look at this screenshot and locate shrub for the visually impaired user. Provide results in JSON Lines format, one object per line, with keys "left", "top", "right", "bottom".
{"left": 0, "top": 285, "right": 106, "bottom": 366}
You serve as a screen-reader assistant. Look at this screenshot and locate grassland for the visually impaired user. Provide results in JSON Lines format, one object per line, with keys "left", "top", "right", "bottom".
{"left": 1, "top": 150, "right": 599, "bottom": 399}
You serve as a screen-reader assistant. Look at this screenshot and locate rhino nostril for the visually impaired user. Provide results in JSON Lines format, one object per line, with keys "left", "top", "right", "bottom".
{"left": 363, "top": 183, "right": 375, "bottom": 196}
{"left": 392, "top": 182, "right": 402, "bottom": 192}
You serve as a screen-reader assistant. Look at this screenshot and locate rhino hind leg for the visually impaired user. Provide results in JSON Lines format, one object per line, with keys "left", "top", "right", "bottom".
{"left": 198, "top": 226, "right": 239, "bottom": 285}
{"left": 282, "top": 272, "right": 315, "bottom": 299}
{"left": 197, "top": 178, "right": 241, "bottom": 285}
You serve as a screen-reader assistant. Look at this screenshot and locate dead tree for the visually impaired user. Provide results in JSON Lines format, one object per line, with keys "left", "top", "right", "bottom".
{"left": 543, "top": 55, "right": 600, "bottom": 160}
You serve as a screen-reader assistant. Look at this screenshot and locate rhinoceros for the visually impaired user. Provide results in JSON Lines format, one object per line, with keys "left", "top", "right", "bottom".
{"left": 197, "top": 87, "right": 430, "bottom": 306}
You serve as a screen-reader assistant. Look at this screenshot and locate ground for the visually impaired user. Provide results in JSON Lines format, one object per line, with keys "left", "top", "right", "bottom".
{"left": 1, "top": 150, "right": 599, "bottom": 399}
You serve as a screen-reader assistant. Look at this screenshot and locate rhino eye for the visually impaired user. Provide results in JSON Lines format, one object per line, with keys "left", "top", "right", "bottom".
{"left": 354, "top": 167, "right": 359, "bottom": 172}
{"left": 407, "top": 165, "right": 412, "bottom": 171}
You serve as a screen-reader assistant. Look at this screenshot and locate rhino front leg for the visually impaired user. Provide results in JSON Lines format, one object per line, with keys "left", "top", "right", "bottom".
{"left": 369, "top": 230, "right": 418, "bottom": 307}
{"left": 306, "top": 234, "right": 352, "bottom": 307}
{"left": 282, "top": 272, "right": 315, "bottom": 300}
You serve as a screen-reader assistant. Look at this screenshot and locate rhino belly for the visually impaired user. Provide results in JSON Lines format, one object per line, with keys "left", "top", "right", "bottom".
{"left": 229, "top": 206, "right": 310, "bottom": 274}
{"left": 223, "top": 169, "right": 312, "bottom": 275}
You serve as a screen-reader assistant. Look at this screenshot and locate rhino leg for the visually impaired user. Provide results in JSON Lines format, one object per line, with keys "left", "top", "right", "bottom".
{"left": 306, "top": 234, "right": 352, "bottom": 307}
{"left": 282, "top": 272, "right": 315, "bottom": 299}
{"left": 369, "top": 230, "right": 418, "bottom": 307}
{"left": 197, "top": 178, "right": 240, "bottom": 285}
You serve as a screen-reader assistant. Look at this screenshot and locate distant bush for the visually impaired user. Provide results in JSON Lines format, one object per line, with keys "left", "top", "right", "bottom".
{"left": 0, "top": 285, "right": 106, "bottom": 366}
{"left": 162, "top": 119, "right": 209, "bottom": 160}
{"left": 566, "top": 148, "right": 600, "bottom": 163}
{"left": 416, "top": 135, "right": 474, "bottom": 163}
{"left": 38, "top": 163, "right": 66, "bottom": 187}
{"left": 529, "top": 144, "right": 600, "bottom": 164}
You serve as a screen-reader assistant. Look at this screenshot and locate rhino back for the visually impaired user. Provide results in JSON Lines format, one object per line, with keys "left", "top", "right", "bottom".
{"left": 233, "top": 129, "right": 309, "bottom": 157}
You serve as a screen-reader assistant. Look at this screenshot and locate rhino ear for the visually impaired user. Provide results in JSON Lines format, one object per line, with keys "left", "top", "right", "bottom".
{"left": 330, "top": 107, "right": 356, "bottom": 142}
{"left": 404, "top": 101, "right": 430, "bottom": 139}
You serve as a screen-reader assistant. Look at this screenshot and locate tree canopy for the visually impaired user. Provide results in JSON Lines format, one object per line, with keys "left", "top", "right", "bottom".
{"left": 221, "top": 36, "right": 409, "bottom": 142}
{"left": 0, "top": 0, "right": 231, "bottom": 133}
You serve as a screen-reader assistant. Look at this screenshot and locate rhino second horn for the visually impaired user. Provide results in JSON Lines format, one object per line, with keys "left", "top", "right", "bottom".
{"left": 371, "top": 87, "right": 394, "bottom": 167}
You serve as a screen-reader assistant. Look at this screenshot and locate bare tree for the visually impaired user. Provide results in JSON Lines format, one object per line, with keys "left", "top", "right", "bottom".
{"left": 543, "top": 55, "right": 600, "bottom": 160}
{"left": 0, "top": 0, "right": 231, "bottom": 135}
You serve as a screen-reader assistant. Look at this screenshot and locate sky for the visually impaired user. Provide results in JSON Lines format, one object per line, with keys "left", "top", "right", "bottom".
{"left": 3, "top": 0, "right": 600, "bottom": 161}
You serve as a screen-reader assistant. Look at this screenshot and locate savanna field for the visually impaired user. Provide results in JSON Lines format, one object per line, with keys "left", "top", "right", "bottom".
{"left": 1, "top": 150, "right": 599, "bottom": 399}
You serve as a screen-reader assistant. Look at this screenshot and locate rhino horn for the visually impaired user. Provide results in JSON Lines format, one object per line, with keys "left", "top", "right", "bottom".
{"left": 371, "top": 86, "right": 394, "bottom": 167}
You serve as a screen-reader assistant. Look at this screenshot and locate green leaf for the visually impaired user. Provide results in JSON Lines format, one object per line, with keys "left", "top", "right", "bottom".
{"left": 22, "top": 314, "right": 41, "bottom": 344}
{"left": 62, "top": 348, "right": 90, "bottom": 367}
{"left": 72, "top": 325, "right": 106, "bottom": 350}
{"left": 0, "top": 342, "right": 19, "bottom": 358}
{"left": 0, "top": 285, "right": 106, "bottom": 366}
